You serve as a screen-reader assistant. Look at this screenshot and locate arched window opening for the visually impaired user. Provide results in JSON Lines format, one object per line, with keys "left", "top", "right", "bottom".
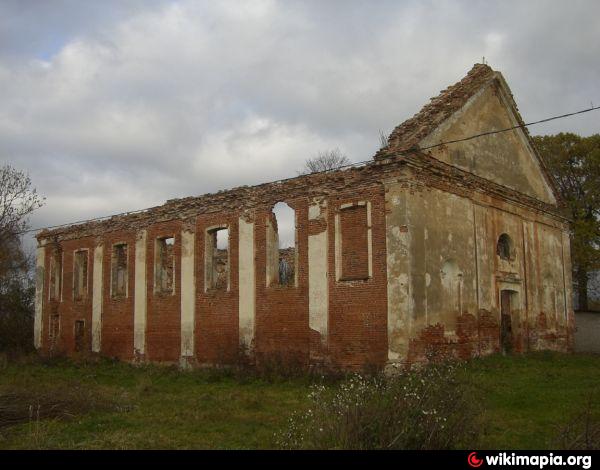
{"left": 496, "top": 233, "right": 514, "bottom": 261}
{"left": 267, "top": 202, "right": 296, "bottom": 287}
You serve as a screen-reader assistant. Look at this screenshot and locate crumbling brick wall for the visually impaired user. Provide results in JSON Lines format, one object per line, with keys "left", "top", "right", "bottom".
{"left": 34, "top": 149, "right": 572, "bottom": 370}
{"left": 254, "top": 201, "right": 312, "bottom": 366}
{"left": 195, "top": 213, "right": 239, "bottom": 365}
{"left": 42, "top": 237, "right": 94, "bottom": 356}
{"left": 327, "top": 191, "right": 388, "bottom": 370}
{"left": 145, "top": 220, "right": 182, "bottom": 362}
{"left": 101, "top": 229, "right": 136, "bottom": 360}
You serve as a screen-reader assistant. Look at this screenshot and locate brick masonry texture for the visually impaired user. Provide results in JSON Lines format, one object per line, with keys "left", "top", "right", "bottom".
{"left": 34, "top": 64, "right": 574, "bottom": 370}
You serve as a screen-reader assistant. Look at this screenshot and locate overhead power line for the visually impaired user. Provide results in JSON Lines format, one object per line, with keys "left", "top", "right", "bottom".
{"left": 17, "top": 104, "right": 600, "bottom": 236}
{"left": 419, "top": 104, "right": 600, "bottom": 151}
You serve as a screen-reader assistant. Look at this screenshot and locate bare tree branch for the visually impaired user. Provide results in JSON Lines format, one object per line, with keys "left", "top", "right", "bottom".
{"left": 299, "top": 149, "right": 351, "bottom": 175}
{"left": 0, "top": 164, "right": 45, "bottom": 287}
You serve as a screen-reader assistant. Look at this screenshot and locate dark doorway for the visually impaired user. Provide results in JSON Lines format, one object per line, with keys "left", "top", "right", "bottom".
{"left": 74, "top": 320, "right": 85, "bottom": 352}
{"left": 500, "top": 290, "right": 513, "bottom": 354}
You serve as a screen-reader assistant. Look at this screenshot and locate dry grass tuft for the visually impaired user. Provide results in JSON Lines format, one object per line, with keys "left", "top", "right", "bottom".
{"left": 0, "top": 384, "right": 125, "bottom": 430}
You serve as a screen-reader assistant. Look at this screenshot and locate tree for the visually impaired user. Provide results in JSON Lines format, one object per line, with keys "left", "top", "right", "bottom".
{"left": 300, "top": 149, "right": 351, "bottom": 174}
{"left": 0, "top": 164, "right": 44, "bottom": 284}
{"left": 533, "top": 133, "right": 600, "bottom": 311}
{"left": 0, "top": 164, "right": 44, "bottom": 355}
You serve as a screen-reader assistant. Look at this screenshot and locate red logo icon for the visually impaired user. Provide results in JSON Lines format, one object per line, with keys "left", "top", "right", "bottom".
{"left": 468, "top": 452, "right": 483, "bottom": 468}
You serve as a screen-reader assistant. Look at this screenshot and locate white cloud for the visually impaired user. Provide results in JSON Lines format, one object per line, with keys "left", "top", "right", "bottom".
{"left": 0, "top": 0, "right": 598, "bottom": 246}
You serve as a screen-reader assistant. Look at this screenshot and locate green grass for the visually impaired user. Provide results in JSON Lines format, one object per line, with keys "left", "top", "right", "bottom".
{"left": 0, "top": 358, "right": 311, "bottom": 449}
{"left": 0, "top": 352, "right": 598, "bottom": 449}
{"left": 466, "top": 352, "right": 599, "bottom": 449}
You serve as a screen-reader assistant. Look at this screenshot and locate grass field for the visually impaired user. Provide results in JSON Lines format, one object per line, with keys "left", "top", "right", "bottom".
{"left": 0, "top": 351, "right": 598, "bottom": 449}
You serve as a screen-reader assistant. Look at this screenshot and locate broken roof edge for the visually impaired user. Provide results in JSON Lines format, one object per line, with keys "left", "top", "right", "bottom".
{"left": 37, "top": 63, "right": 567, "bottom": 243}
{"left": 381, "top": 63, "right": 497, "bottom": 153}
{"left": 35, "top": 157, "right": 394, "bottom": 241}
{"left": 378, "top": 63, "right": 563, "bottom": 205}
{"left": 36, "top": 144, "right": 568, "bottom": 244}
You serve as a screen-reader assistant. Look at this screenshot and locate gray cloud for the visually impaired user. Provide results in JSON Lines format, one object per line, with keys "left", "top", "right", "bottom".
{"left": 0, "top": 0, "right": 598, "bottom": 249}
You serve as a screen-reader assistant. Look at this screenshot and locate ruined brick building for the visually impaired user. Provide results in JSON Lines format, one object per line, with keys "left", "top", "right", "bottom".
{"left": 34, "top": 64, "right": 574, "bottom": 369}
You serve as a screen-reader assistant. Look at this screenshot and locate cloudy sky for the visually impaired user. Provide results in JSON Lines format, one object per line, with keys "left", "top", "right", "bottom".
{"left": 1, "top": 0, "right": 599, "bottom": 248}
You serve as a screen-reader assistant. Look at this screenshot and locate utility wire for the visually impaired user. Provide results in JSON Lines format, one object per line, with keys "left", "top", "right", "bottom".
{"left": 17, "top": 104, "right": 600, "bottom": 236}
{"left": 419, "top": 105, "right": 600, "bottom": 151}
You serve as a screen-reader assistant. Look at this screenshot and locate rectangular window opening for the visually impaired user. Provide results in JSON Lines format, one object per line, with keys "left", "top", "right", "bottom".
{"left": 206, "top": 227, "right": 229, "bottom": 291}
{"left": 73, "top": 250, "right": 88, "bottom": 300}
{"left": 111, "top": 243, "right": 128, "bottom": 298}
{"left": 155, "top": 236, "right": 175, "bottom": 294}
{"left": 49, "top": 248, "right": 62, "bottom": 301}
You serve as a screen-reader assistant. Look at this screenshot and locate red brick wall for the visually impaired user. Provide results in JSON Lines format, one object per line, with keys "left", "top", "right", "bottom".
{"left": 41, "top": 237, "right": 95, "bottom": 356}
{"left": 101, "top": 231, "right": 136, "bottom": 360}
{"left": 255, "top": 201, "right": 310, "bottom": 366}
{"left": 406, "top": 311, "right": 502, "bottom": 364}
{"left": 195, "top": 214, "right": 239, "bottom": 364}
{"left": 328, "top": 190, "right": 388, "bottom": 370}
{"left": 339, "top": 205, "right": 370, "bottom": 281}
{"left": 39, "top": 190, "right": 387, "bottom": 369}
{"left": 38, "top": 179, "right": 569, "bottom": 369}
{"left": 145, "top": 221, "right": 182, "bottom": 362}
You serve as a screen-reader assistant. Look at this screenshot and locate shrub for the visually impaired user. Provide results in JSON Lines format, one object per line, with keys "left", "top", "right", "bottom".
{"left": 277, "top": 361, "right": 483, "bottom": 449}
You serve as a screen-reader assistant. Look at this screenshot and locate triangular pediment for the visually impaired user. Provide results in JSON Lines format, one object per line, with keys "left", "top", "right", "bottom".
{"left": 421, "top": 77, "right": 556, "bottom": 204}
{"left": 383, "top": 65, "right": 559, "bottom": 205}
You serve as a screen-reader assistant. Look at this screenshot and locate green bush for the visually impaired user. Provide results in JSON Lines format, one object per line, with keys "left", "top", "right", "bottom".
{"left": 277, "top": 361, "right": 483, "bottom": 449}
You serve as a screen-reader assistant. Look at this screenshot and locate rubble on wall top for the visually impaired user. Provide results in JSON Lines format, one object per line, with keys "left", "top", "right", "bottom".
{"left": 37, "top": 63, "right": 566, "bottom": 243}
{"left": 382, "top": 63, "right": 497, "bottom": 153}
{"left": 36, "top": 159, "right": 392, "bottom": 241}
